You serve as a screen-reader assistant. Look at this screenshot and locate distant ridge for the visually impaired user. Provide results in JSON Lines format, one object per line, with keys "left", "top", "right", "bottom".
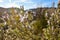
{"left": 0, "top": 7, "right": 57, "bottom": 14}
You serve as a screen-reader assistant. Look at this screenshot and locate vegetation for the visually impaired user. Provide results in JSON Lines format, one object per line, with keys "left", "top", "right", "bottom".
{"left": 0, "top": 7, "right": 60, "bottom": 40}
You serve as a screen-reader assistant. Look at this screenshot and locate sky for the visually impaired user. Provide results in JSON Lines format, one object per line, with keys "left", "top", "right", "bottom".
{"left": 0, "top": 0, "right": 58, "bottom": 10}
